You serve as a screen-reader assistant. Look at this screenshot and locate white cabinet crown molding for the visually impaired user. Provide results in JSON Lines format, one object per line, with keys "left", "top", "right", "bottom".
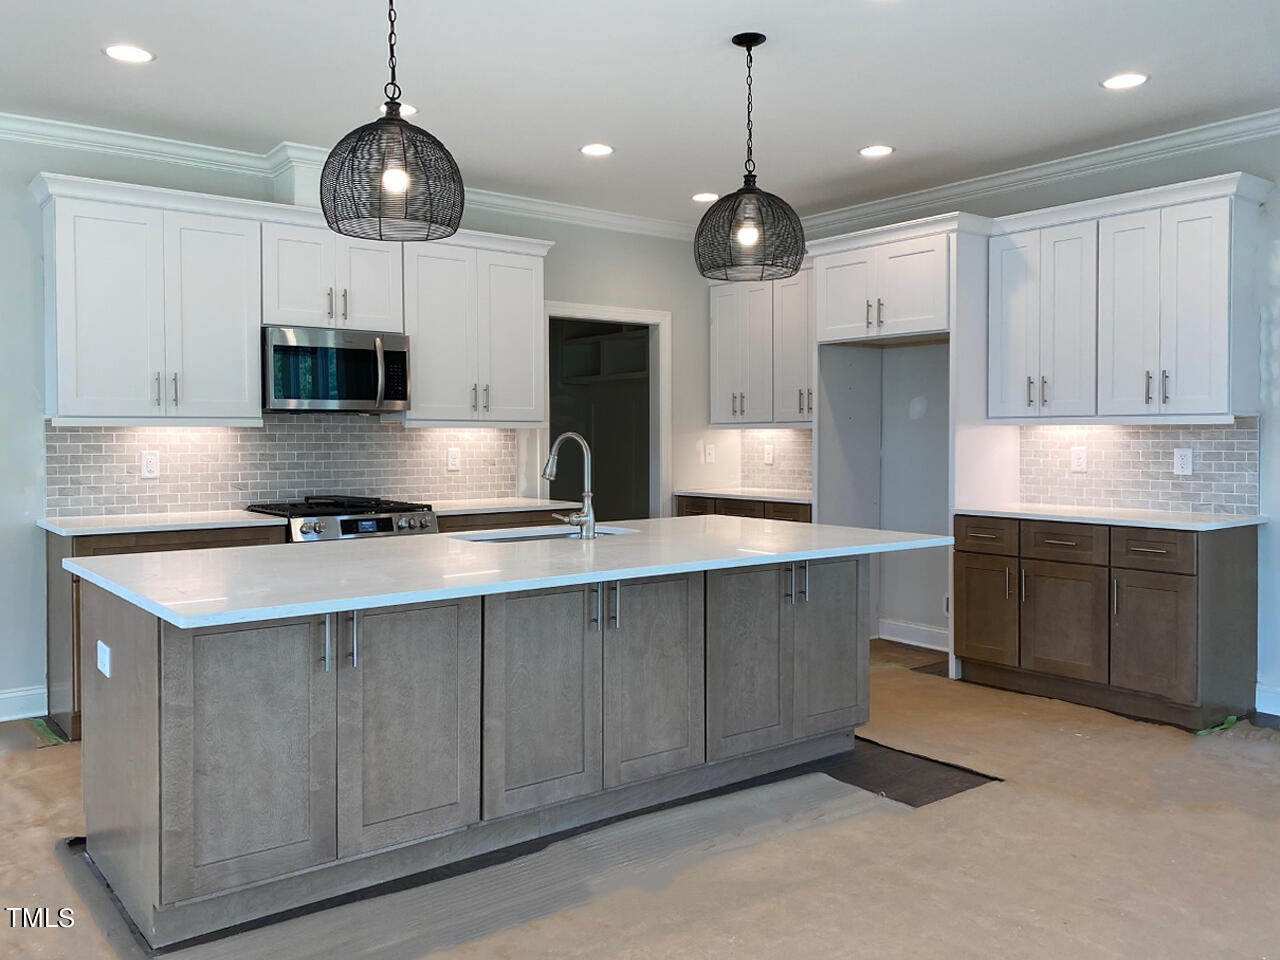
{"left": 29, "top": 174, "right": 556, "bottom": 257}
{"left": 988, "top": 172, "right": 1274, "bottom": 235}
{"left": 805, "top": 211, "right": 992, "bottom": 257}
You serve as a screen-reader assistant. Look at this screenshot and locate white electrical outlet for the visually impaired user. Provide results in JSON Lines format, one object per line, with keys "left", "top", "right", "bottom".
{"left": 764, "top": 443, "right": 774, "bottom": 465}
{"left": 1173, "top": 448, "right": 1193, "bottom": 476}
{"left": 446, "top": 447, "right": 461, "bottom": 472}
{"left": 97, "top": 640, "right": 111, "bottom": 678}
{"left": 1070, "top": 446, "right": 1088, "bottom": 473}
{"left": 140, "top": 450, "right": 160, "bottom": 479}
{"left": 703, "top": 443, "right": 715, "bottom": 464}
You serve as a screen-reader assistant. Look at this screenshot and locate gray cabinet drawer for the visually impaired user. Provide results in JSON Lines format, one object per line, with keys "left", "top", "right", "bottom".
{"left": 1020, "top": 520, "right": 1109, "bottom": 565}
{"left": 953, "top": 515, "right": 1019, "bottom": 556}
{"left": 1110, "top": 527, "right": 1196, "bottom": 575}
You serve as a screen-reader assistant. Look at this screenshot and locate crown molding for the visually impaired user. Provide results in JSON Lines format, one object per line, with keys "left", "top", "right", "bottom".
{"left": 802, "top": 107, "right": 1280, "bottom": 237}
{"left": 0, "top": 111, "right": 693, "bottom": 241}
{"left": 806, "top": 211, "right": 992, "bottom": 255}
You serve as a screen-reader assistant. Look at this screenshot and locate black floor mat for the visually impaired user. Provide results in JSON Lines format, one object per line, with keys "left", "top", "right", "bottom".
{"left": 829, "top": 737, "right": 997, "bottom": 807}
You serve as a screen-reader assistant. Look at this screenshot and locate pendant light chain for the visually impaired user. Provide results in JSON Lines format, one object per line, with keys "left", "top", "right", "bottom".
{"left": 385, "top": 0, "right": 401, "bottom": 102}
{"left": 744, "top": 45, "right": 755, "bottom": 176}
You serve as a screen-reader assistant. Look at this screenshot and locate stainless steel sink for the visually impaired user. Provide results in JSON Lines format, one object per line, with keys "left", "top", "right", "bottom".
{"left": 449, "top": 524, "right": 638, "bottom": 544}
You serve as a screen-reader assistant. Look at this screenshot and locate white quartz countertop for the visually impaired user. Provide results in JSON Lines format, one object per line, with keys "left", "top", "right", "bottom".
{"left": 65, "top": 515, "right": 951, "bottom": 629}
{"left": 675, "top": 487, "right": 812, "bottom": 504}
{"left": 38, "top": 499, "right": 581, "bottom": 536}
{"left": 37, "top": 510, "right": 288, "bottom": 537}
{"left": 956, "top": 504, "right": 1268, "bottom": 532}
{"left": 432, "top": 497, "right": 579, "bottom": 515}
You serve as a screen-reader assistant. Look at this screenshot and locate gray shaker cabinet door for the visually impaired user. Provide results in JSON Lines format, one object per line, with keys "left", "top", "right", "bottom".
{"left": 602, "top": 573, "right": 706, "bottom": 788}
{"left": 336, "top": 599, "right": 482, "bottom": 857}
{"left": 482, "top": 584, "right": 604, "bottom": 819}
{"left": 793, "top": 557, "right": 867, "bottom": 737}
{"left": 160, "top": 615, "right": 337, "bottom": 902}
{"left": 706, "top": 564, "right": 795, "bottom": 761}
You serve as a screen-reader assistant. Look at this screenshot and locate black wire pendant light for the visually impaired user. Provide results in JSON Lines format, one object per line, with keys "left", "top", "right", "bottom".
{"left": 320, "top": 0, "right": 464, "bottom": 242}
{"left": 694, "top": 33, "right": 804, "bottom": 281}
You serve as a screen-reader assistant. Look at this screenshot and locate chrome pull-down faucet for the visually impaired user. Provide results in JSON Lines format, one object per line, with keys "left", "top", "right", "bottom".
{"left": 541, "top": 431, "right": 596, "bottom": 539}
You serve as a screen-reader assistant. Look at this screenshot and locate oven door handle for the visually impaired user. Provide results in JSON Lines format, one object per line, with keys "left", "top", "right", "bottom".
{"left": 374, "top": 336, "right": 386, "bottom": 410}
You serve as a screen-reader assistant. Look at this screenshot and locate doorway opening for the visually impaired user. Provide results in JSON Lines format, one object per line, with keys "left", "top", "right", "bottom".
{"left": 548, "top": 317, "right": 651, "bottom": 520}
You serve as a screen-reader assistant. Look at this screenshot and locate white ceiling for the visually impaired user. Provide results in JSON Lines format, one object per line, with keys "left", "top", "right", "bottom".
{"left": 4, "top": 0, "right": 1280, "bottom": 224}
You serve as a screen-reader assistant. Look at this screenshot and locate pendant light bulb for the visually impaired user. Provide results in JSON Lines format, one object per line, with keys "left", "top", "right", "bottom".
{"left": 736, "top": 225, "right": 760, "bottom": 246}
{"left": 382, "top": 167, "right": 410, "bottom": 194}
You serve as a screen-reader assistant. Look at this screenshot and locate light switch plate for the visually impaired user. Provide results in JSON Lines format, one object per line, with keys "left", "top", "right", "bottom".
{"left": 97, "top": 640, "right": 111, "bottom": 678}
{"left": 1173, "top": 448, "right": 1193, "bottom": 476}
{"left": 140, "top": 450, "right": 160, "bottom": 479}
{"left": 703, "top": 443, "right": 715, "bottom": 464}
{"left": 764, "top": 444, "right": 774, "bottom": 465}
{"left": 446, "top": 447, "right": 461, "bottom": 472}
{"left": 1070, "top": 446, "right": 1087, "bottom": 473}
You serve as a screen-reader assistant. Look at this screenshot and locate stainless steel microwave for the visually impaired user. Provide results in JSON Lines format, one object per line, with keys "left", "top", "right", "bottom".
{"left": 263, "top": 326, "right": 410, "bottom": 413}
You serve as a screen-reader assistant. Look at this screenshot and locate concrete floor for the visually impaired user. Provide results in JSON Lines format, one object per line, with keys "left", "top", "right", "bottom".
{"left": 3, "top": 655, "right": 1279, "bottom": 959}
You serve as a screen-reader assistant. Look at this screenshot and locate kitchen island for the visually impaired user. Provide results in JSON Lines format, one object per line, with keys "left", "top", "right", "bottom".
{"left": 69, "top": 515, "right": 950, "bottom": 947}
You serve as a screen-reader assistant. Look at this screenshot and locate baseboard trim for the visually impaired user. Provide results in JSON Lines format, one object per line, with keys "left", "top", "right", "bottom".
{"left": 0, "top": 685, "right": 48, "bottom": 723}
{"left": 877, "top": 619, "right": 950, "bottom": 652}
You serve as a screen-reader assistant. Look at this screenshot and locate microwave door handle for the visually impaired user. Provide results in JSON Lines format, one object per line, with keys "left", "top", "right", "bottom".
{"left": 374, "top": 336, "right": 386, "bottom": 409}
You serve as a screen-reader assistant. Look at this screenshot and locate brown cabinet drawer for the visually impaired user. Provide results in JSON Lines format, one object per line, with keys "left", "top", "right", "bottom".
{"left": 675, "top": 496, "right": 716, "bottom": 517}
{"left": 763, "top": 501, "right": 812, "bottom": 523}
{"left": 1019, "top": 520, "right": 1108, "bottom": 565}
{"left": 1110, "top": 527, "right": 1196, "bottom": 575}
{"left": 436, "top": 510, "right": 562, "bottom": 532}
{"left": 716, "top": 498, "right": 765, "bottom": 519}
{"left": 953, "top": 515, "right": 1018, "bottom": 556}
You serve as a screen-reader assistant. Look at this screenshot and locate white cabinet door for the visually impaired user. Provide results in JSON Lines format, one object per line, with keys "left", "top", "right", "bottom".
{"left": 709, "top": 284, "right": 743, "bottom": 424}
{"left": 162, "top": 213, "right": 262, "bottom": 419}
{"left": 54, "top": 200, "right": 166, "bottom": 418}
{"left": 403, "top": 243, "right": 478, "bottom": 421}
{"left": 815, "top": 248, "right": 875, "bottom": 342}
{"left": 477, "top": 250, "right": 545, "bottom": 422}
{"left": 772, "top": 268, "right": 813, "bottom": 423}
{"left": 1159, "top": 199, "right": 1231, "bottom": 416}
{"left": 875, "top": 233, "right": 949, "bottom": 338}
{"left": 336, "top": 237, "right": 404, "bottom": 333}
{"left": 262, "top": 223, "right": 336, "bottom": 327}
{"left": 739, "top": 282, "right": 774, "bottom": 423}
{"left": 987, "top": 230, "right": 1040, "bottom": 418}
{"left": 1097, "top": 210, "right": 1161, "bottom": 415}
{"left": 1039, "top": 221, "right": 1097, "bottom": 417}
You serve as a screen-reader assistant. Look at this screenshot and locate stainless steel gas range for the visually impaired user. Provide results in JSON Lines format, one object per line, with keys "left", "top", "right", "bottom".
{"left": 246, "top": 495, "right": 438, "bottom": 543}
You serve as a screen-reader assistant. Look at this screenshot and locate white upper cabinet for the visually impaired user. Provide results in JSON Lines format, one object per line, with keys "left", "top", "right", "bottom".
{"left": 813, "top": 230, "right": 951, "bottom": 344}
{"left": 772, "top": 268, "right": 814, "bottom": 423}
{"left": 162, "top": 212, "right": 261, "bottom": 419}
{"left": 1097, "top": 210, "right": 1161, "bottom": 415}
{"left": 48, "top": 199, "right": 167, "bottom": 419}
{"left": 987, "top": 230, "right": 1040, "bottom": 418}
{"left": 1158, "top": 199, "right": 1230, "bottom": 416}
{"left": 263, "top": 225, "right": 403, "bottom": 333}
{"left": 991, "top": 173, "right": 1268, "bottom": 422}
{"left": 402, "top": 236, "right": 552, "bottom": 426}
{"left": 708, "top": 281, "right": 774, "bottom": 425}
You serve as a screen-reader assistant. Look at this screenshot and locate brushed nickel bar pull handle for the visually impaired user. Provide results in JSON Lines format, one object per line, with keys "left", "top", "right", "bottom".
{"left": 350, "top": 611, "right": 359, "bottom": 669}
{"left": 1161, "top": 369, "right": 1170, "bottom": 405}
{"left": 483, "top": 384, "right": 490, "bottom": 412}
{"left": 322, "top": 614, "right": 331, "bottom": 672}
{"left": 1040, "top": 376, "right": 1047, "bottom": 406}
{"left": 154, "top": 372, "right": 162, "bottom": 406}
{"left": 741, "top": 392, "right": 746, "bottom": 415}
{"left": 171, "top": 372, "right": 179, "bottom": 406}
{"left": 471, "top": 383, "right": 478, "bottom": 411}
{"left": 877, "top": 298, "right": 885, "bottom": 326}
{"left": 342, "top": 288, "right": 349, "bottom": 321}
{"left": 1129, "top": 546, "right": 1169, "bottom": 554}
{"left": 591, "top": 583, "right": 603, "bottom": 632}
{"left": 731, "top": 392, "right": 738, "bottom": 416}
{"left": 1043, "top": 538, "right": 1077, "bottom": 547}
{"left": 1144, "top": 370, "right": 1152, "bottom": 405}
{"left": 327, "top": 287, "right": 334, "bottom": 319}
{"left": 865, "top": 299, "right": 873, "bottom": 328}
{"left": 1005, "top": 566, "right": 1011, "bottom": 600}
{"left": 807, "top": 388, "right": 813, "bottom": 413}
{"left": 801, "top": 560, "right": 810, "bottom": 602}
{"left": 1027, "top": 376, "right": 1034, "bottom": 407}
{"left": 968, "top": 532, "right": 998, "bottom": 540}
{"left": 786, "top": 563, "right": 796, "bottom": 605}
{"left": 799, "top": 388, "right": 804, "bottom": 414}
{"left": 1021, "top": 567, "right": 1027, "bottom": 603}
{"left": 615, "top": 580, "right": 622, "bottom": 629}
{"left": 1113, "top": 578, "right": 1119, "bottom": 616}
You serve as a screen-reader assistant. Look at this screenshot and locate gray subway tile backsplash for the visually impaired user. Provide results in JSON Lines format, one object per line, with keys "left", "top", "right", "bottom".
{"left": 43, "top": 413, "right": 518, "bottom": 517}
{"left": 1019, "top": 418, "right": 1259, "bottom": 515}
{"left": 740, "top": 429, "right": 814, "bottom": 491}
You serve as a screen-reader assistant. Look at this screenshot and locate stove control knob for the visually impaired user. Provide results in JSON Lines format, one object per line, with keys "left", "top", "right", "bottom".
{"left": 299, "top": 522, "right": 314, "bottom": 535}
{"left": 407, "top": 517, "right": 418, "bottom": 529}
{"left": 397, "top": 516, "right": 409, "bottom": 530}
{"left": 314, "top": 521, "right": 328, "bottom": 534}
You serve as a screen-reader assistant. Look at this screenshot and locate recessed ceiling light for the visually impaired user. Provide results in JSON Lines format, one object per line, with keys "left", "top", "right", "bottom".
{"left": 1101, "top": 72, "right": 1148, "bottom": 90}
{"left": 380, "top": 102, "right": 417, "bottom": 117}
{"left": 103, "top": 43, "right": 154, "bottom": 64}
{"left": 859, "top": 144, "right": 895, "bottom": 158}
{"left": 692, "top": 192, "right": 719, "bottom": 203}
{"left": 580, "top": 143, "right": 614, "bottom": 157}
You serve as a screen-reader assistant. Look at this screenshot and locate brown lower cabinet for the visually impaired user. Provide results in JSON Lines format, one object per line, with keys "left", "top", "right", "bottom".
{"left": 953, "top": 515, "right": 1257, "bottom": 730}
{"left": 675, "top": 495, "right": 812, "bottom": 523}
